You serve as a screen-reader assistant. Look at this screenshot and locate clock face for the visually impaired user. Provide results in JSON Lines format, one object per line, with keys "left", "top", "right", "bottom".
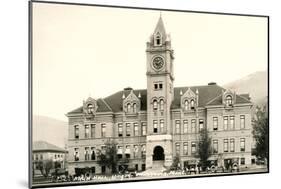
{"left": 152, "top": 56, "right": 165, "bottom": 70}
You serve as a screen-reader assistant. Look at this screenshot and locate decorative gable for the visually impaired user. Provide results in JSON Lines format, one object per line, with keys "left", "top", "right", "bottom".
{"left": 123, "top": 90, "right": 141, "bottom": 114}
{"left": 83, "top": 97, "right": 98, "bottom": 116}
{"left": 181, "top": 88, "right": 198, "bottom": 111}
{"left": 222, "top": 89, "right": 236, "bottom": 107}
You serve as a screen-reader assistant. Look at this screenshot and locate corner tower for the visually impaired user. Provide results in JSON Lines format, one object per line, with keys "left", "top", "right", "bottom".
{"left": 146, "top": 16, "right": 174, "bottom": 169}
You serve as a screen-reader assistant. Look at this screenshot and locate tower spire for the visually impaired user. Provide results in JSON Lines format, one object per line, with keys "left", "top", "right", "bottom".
{"left": 153, "top": 15, "right": 166, "bottom": 38}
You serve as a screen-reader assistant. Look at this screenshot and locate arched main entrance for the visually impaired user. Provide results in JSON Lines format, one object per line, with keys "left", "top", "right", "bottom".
{"left": 153, "top": 146, "right": 165, "bottom": 161}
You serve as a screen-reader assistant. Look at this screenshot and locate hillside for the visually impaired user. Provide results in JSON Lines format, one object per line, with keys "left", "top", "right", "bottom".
{"left": 223, "top": 71, "right": 268, "bottom": 106}
{"left": 32, "top": 115, "right": 68, "bottom": 148}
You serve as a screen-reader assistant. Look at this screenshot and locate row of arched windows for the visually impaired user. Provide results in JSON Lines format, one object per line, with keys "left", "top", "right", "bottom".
{"left": 183, "top": 99, "right": 195, "bottom": 111}
{"left": 153, "top": 99, "right": 165, "bottom": 111}
{"left": 125, "top": 103, "right": 138, "bottom": 113}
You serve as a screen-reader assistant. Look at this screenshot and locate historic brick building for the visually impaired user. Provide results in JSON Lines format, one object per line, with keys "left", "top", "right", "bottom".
{"left": 66, "top": 17, "right": 253, "bottom": 175}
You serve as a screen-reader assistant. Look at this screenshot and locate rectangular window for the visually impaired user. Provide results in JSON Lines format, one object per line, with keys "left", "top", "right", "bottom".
{"left": 74, "top": 125, "right": 79, "bottom": 139}
{"left": 223, "top": 116, "right": 228, "bottom": 130}
{"left": 213, "top": 140, "right": 218, "bottom": 154}
{"left": 74, "top": 148, "right": 79, "bottom": 161}
{"left": 126, "top": 123, "right": 131, "bottom": 137}
{"left": 125, "top": 145, "right": 131, "bottom": 159}
{"left": 183, "top": 120, "right": 188, "bottom": 133}
{"left": 159, "top": 83, "right": 163, "bottom": 89}
{"left": 134, "top": 123, "right": 139, "bottom": 136}
{"left": 117, "top": 146, "right": 123, "bottom": 159}
{"left": 175, "top": 143, "right": 180, "bottom": 155}
{"left": 241, "top": 158, "right": 245, "bottom": 165}
{"left": 191, "top": 142, "right": 196, "bottom": 154}
{"left": 240, "top": 138, "right": 245, "bottom": 152}
{"left": 141, "top": 122, "right": 147, "bottom": 136}
{"left": 175, "top": 120, "right": 180, "bottom": 134}
{"left": 229, "top": 116, "right": 235, "bottom": 130}
{"left": 191, "top": 119, "right": 196, "bottom": 133}
{"left": 199, "top": 119, "right": 204, "bottom": 131}
{"left": 153, "top": 120, "right": 158, "bottom": 133}
{"left": 183, "top": 142, "right": 188, "bottom": 155}
{"left": 118, "top": 123, "right": 123, "bottom": 137}
{"left": 160, "top": 119, "right": 164, "bottom": 133}
{"left": 240, "top": 115, "right": 245, "bottom": 129}
{"left": 85, "top": 125, "right": 90, "bottom": 138}
{"left": 101, "top": 124, "right": 106, "bottom": 137}
{"left": 224, "top": 139, "right": 229, "bottom": 152}
{"left": 230, "top": 138, "right": 235, "bottom": 152}
{"left": 213, "top": 117, "right": 218, "bottom": 131}
{"left": 85, "top": 147, "right": 90, "bottom": 160}
{"left": 91, "top": 124, "right": 95, "bottom": 138}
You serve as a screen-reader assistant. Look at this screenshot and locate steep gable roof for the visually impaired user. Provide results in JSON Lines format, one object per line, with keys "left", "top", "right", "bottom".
{"left": 67, "top": 84, "right": 252, "bottom": 115}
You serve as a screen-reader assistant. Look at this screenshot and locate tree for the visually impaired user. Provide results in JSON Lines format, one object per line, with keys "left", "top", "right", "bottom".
{"left": 38, "top": 159, "right": 53, "bottom": 177}
{"left": 252, "top": 105, "right": 269, "bottom": 164}
{"left": 170, "top": 154, "right": 181, "bottom": 171}
{"left": 198, "top": 128, "right": 212, "bottom": 170}
{"left": 97, "top": 139, "right": 118, "bottom": 174}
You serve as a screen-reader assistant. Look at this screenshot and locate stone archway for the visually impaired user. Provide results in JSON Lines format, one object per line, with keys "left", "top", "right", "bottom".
{"left": 153, "top": 146, "right": 165, "bottom": 161}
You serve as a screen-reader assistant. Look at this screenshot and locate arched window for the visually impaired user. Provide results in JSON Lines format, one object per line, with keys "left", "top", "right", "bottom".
{"left": 153, "top": 99, "right": 158, "bottom": 110}
{"left": 127, "top": 103, "right": 131, "bottom": 113}
{"left": 155, "top": 32, "right": 162, "bottom": 45}
{"left": 160, "top": 99, "right": 164, "bottom": 111}
{"left": 133, "top": 103, "right": 137, "bottom": 113}
{"left": 184, "top": 100, "right": 188, "bottom": 111}
{"left": 190, "top": 99, "right": 195, "bottom": 110}
{"left": 226, "top": 95, "right": 233, "bottom": 106}
{"left": 87, "top": 104, "right": 94, "bottom": 114}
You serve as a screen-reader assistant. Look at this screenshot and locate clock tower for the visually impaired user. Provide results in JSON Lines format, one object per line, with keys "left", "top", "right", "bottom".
{"left": 145, "top": 16, "right": 174, "bottom": 169}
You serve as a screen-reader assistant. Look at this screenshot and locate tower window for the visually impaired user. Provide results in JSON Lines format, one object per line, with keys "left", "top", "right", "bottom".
{"left": 154, "top": 84, "right": 158, "bottom": 90}
{"left": 153, "top": 120, "right": 158, "bottom": 133}
{"left": 160, "top": 99, "right": 164, "bottom": 111}
{"left": 155, "top": 32, "right": 162, "bottom": 46}
{"left": 153, "top": 99, "right": 158, "bottom": 110}
{"left": 159, "top": 83, "right": 163, "bottom": 89}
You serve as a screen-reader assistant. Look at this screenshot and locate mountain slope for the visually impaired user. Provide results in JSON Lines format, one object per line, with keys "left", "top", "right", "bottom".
{"left": 223, "top": 71, "right": 268, "bottom": 106}
{"left": 32, "top": 115, "right": 68, "bottom": 148}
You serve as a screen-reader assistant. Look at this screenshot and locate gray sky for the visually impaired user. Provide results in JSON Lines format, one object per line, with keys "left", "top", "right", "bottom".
{"left": 32, "top": 3, "right": 267, "bottom": 121}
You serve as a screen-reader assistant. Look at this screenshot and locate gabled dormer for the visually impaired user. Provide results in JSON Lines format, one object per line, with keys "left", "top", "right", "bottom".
{"left": 181, "top": 88, "right": 198, "bottom": 111}
{"left": 123, "top": 90, "right": 141, "bottom": 114}
{"left": 222, "top": 89, "right": 236, "bottom": 107}
{"left": 83, "top": 97, "right": 98, "bottom": 116}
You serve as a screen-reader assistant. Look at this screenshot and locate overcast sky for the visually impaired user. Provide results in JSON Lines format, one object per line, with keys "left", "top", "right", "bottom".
{"left": 32, "top": 2, "right": 267, "bottom": 121}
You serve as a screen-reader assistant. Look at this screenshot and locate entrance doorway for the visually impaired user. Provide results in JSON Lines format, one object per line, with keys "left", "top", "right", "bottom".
{"left": 153, "top": 146, "right": 165, "bottom": 161}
